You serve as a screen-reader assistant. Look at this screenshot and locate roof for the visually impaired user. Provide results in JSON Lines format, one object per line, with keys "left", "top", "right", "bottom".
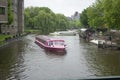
{"left": 36, "top": 35, "right": 50, "bottom": 41}
{"left": 36, "top": 35, "right": 64, "bottom": 41}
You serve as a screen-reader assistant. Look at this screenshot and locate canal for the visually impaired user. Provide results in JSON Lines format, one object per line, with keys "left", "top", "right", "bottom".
{"left": 0, "top": 34, "right": 120, "bottom": 80}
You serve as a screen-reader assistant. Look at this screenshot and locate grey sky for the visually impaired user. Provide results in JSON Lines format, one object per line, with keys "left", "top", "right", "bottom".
{"left": 24, "top": 0, "right": 96, "bottom": 16}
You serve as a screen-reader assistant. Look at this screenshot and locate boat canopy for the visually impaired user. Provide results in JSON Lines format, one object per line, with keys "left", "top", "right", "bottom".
{"left": 36, "top": 35, "right": 64, "bottom": 42}
{"left": 36, "top": 35, "right": 51, "bottom": 41}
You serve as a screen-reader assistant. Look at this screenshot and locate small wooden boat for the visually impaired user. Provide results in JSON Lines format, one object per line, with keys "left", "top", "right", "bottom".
{"left": 35, "top": 35, "right": 66, "bottom": 52}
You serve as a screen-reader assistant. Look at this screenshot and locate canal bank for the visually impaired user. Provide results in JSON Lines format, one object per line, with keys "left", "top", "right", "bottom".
{"left": 0, "top": 34, "right": 120, "bottom": 80}
{"left": 0, "top": 33, "right": 28, "bottom": 48}
{"left": 78, "top": 28, "right": 120, "bottom": 50}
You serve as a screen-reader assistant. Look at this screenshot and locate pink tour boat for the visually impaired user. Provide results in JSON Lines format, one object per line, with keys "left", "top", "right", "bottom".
{"left": 35, "top": 35, "right": 66, "bottom": 52}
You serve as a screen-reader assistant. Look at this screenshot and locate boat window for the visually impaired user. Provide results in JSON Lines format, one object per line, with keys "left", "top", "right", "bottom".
{"left": 53, "top": 41, "right": 64, "bottom": 45}
{"left": 48, "top": 41, "right": 53, "bottom": 46}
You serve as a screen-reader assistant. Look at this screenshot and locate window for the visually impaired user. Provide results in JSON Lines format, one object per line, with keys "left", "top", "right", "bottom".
{"left": 0, "top": 7, "right": 5, "bottom": 15}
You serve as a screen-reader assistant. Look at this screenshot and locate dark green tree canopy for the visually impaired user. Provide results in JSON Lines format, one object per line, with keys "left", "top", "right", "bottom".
{"left": 80, "top": 9, "right": 89, "bottom": 27}
{"left": 24, "top": 7, "right": 69, "bottom": 34}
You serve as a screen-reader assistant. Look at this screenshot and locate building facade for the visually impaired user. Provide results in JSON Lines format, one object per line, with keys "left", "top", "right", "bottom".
{"left": 0, "top": 0, "right": 8, "bottom": 24}
{"left": 17, "top": 0, "right": 24, "bottom": 33}
{"left": 1, "top": 0, "right": 24, "bottom": 34}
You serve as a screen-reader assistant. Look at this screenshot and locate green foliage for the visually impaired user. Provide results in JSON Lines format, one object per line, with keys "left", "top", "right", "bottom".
{"left": 24, "top": 7, "right": 69, "bottom": 34}
{"left": 104, "top": 0, "right": 120, "bottom": 29}
{"left": 69, "top": 20, "right": 81, "bottom": 29}
{"left": 87, "top": 0, "right": 105, "bottom": 28}
{"left": 103, "top": 0, "right": 114, "bottom": 29}
{"left": 80, "top": 9, "right": 89, "bottom": 27}
{"left": 0, "top": 34, "right": 13, "bottom": 41}
{"left": 112, "top": 0, "right": 120, "bottom": 29}
{"left": 25, "top": 29, "right": 40, "bottom": 34}
{"left": 55, "top": 14, "right": 69, "bottom": 31}
{"left": 80, "top": 0, "right": 120, "bottom": 30}
{"left": 7, "top": 0, "right": 14, "bottom": 24}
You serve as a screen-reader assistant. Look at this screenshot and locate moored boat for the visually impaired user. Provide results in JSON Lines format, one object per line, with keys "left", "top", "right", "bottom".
{"left": 35, "top": 35, "right": 66, "bottom": 52}
{"left": 49, "top": 30, "right": 76, "bottom": 36}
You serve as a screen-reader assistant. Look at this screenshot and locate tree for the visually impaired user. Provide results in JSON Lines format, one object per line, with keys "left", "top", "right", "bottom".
{"left": 55, "top": 14, "right": 69, "bottom": 31}
{"left": 24, "top": 7, "right": 70, "bottom": 34}
{"left": 80, "top": 9, "right": 89, "bottom": 27}
{"left": 86, "top": 0, "right": 105, "bottom": 29}
{"left": 103, "top": 0, "right": 114, "bottom": 29}
{"left": 110, "top": 0, "right": 120, "bottom": 29}
{"left": 83, "top": 0, "right": 120, "bottom": 30}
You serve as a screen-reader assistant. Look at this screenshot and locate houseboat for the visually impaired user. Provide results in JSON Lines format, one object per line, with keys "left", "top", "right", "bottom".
{"left": 35, "top": 35, "right": 66, "bottom": 52}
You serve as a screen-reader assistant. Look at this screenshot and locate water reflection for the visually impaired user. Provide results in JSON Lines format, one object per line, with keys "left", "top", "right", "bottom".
{"left": 0, "top": 40, "right": 26, "bottom": 80}
{"left": 0, "top": 34, "right": 120, "bottom": 80}
{"left": 81, "top": 41, "right": 120, "bottom": 77}
{"left": 45, "top": 50, "right": 66, "bottom": 57}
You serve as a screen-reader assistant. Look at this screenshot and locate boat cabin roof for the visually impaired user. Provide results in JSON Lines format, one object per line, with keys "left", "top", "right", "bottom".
{"left": 36, "top": 35, "right": 65, "bottom": 42}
